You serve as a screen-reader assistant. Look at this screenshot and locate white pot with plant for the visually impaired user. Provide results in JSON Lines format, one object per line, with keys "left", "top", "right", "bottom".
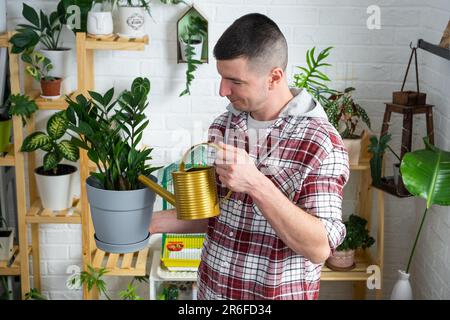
{"left": 390, "top": 138, "right": 450, "bottom": 300}
{"left": 20, "top": 110, "right": 79, "bottom": 211}
{"left": 87, "top": 1, "right": 115, "bottom": 37}
{"left": 10, "top": 3, "right": 71, "bottom": 82}
{"left": 21, "top": 50, "right": 62, "bottom": 99}
{"left": 0, "top": 217, "right": 14, "bottom": 262}
{"left": 326, "top": 214, "right": 375, "bottom": 271}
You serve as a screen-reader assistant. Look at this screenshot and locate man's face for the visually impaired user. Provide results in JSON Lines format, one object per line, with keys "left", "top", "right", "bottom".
{"left": 216, "top": 57, "right": 270, "bottom": 113}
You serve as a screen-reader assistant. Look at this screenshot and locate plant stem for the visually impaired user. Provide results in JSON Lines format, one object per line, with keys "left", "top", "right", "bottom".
{"left": 406, "top": 207, "right": 429, "bottom": 273}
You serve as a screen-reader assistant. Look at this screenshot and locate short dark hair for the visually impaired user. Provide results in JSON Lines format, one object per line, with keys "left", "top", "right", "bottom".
{"left": 213, "top": 13, "right": 288, "bottom": 73}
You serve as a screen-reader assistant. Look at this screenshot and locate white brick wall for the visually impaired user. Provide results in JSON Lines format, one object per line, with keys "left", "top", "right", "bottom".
{"left": 5, "top": 0, "right": 450, "bottom": 299}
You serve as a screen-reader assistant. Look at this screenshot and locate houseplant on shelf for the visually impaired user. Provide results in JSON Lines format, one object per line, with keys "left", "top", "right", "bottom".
{"left": 0, "top": 93, "right": 39, "bottom": 153}
{"left": 0, "top": 216, "right": 14, "bottom": 263}
{"left": 326, "top": 87, "right": 371, "bottom": 165}
{"left": 65, "top": 77, "right": 160, "bottom": 253}
{"left": 179, "top": 14, "right": 207, "bottom": 97}
{"left": 10, "top": 3, "right": 71, "bottom": 80}
{"left": 21, "top": 49, "right": 62, "bottom": 99}
{"left": 116, "top": 0, "right": 186, "bottom": 38}
{"left": 391, "top": 137, "right": 450, "bottom": 300}
{"left": 326, "top": 214, "right": 375, "bottom": 271}
{"left": 20, "top": 110, "right": 79, "bottom": 211}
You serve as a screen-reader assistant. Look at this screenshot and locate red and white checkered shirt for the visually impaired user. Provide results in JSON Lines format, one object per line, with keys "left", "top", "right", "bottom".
{"left": 197, "top": 89, "right": 349, "bottom": 300}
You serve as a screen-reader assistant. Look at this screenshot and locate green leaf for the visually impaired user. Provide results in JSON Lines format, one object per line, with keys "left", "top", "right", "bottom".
{"left": 22, "top": 3, "right": 40, "bottom": 28}
{"left": 401, "top": 138, "right": 450, "bottom": 208}
{"left": 88, "top": 90, "right": 105, "bottom": 106}
{"left": 47, "top": 111, "right": 68, "bottom": 140}
{"left": 43, "top": 152, "right": 62, "bottom": 171}
{"left": 9, "top": 28, "right": 40, "bottom": 53}
{"left": 57, "top": 140, "right": 80, "bottom": 162}
{"left": 21, "top": 132, "right": 51, "bottom": 152}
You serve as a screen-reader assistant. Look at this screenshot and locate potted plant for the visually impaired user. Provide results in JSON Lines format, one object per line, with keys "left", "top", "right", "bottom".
{"left": 0, "top": 216, "right": 14, "bottom": 262}
{"left": 10, "top": 3, "right": 71, "bottom": 80}
{"left": 21, "top": 49, "right": 62, "bottom": 99}
{"left": 390, "top": 137, "right": 450, "bottom": 299}
{"left": 0, "top": 93, "right": 39, "bottom": 153}
{"left": 326, "top": 87, "right": 371, "bottom": 165}
{"left": 179, "top": 14, "right": 207, "bottom": 97}
{"left": 326, "top": 214, "right": 375, "bottom": 271}
{"left": 65, "top": 77, "right": 160, "bottom": 253}
{"left": 20, "top": 110, "right": 79, "bottom": 211}
{"left": 116, "top": 0, "right": 185, "bottom": 38}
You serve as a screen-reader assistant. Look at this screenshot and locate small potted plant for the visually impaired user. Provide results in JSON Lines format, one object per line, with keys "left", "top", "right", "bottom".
{"left": 326, "top": 214, "right": 375, "bottom": 271}
{"left": 10, "top": 3, "right": 71, "bottom": 79}
{"left": 20, "top": 110, "right": 79, "bottom": 211}
{"left": 116, "top": 0, "right": 186, "bottom": 38}
{"left": 66, "top": 77, "right": 160, "bottom": 253}
{"left": 0, "top": 93, "right": 39, "bottom": 153}
{"left": 326, "top": 87, "right": 371, "bottom": 165}
{"left": 179, "top": 14, "right": 207, "bottom": 97}
{"left": 21, "top": 49, "right": 62, "bottom": 99}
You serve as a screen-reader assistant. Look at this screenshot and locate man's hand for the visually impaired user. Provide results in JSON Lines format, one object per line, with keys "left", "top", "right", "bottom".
{"left": 214, "top": 142, "right": 264, "bottom": 194}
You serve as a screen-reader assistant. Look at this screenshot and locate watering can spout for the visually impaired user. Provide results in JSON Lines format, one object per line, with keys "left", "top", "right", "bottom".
{"left": 138, "top": 175, "right": 176, "bottom": 206}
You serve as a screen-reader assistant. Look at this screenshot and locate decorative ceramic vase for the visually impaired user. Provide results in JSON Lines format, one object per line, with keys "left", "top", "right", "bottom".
{"left": 87, "top": 11, "right": 114, "bottom": 36}
{"left": 391, "top": 270, "right": 413, "bottom": 300}
{"left": 117, "top": 6, "right": 146, "bottom": 38}
{"left": 325, "top": 249, "right": 356, "bottom": 271}
{"left": 179, "top": 36, "right": 203, "bottom": 61}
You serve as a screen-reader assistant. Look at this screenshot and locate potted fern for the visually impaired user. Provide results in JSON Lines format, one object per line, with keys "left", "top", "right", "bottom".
{"left": 20, "top": 110, "right": 79, "bottom": 211}
{"left": 66, "top": 77, "right": 160, "bottom": 253}
{"left": 326, "top": 214, "right": 375, "bottom": 271}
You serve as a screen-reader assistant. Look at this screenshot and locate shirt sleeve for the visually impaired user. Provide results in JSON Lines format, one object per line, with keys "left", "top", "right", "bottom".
{"left": 296, "top": 143, "right": 350, "bottom": 253}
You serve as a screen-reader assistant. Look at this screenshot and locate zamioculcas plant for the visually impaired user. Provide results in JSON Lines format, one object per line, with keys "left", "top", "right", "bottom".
{"left": 20, "top": 111, "right": 79, "bottom": 173}
{"left": 368, "top": 133, "right": 392, "bottom": 187}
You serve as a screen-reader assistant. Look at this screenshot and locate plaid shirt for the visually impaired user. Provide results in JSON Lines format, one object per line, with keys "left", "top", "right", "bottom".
{"left": 197, "top": 89, "right": 349, "bottom": 300}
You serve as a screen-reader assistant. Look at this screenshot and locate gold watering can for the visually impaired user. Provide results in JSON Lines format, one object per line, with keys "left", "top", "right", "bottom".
{"left": 138, "top": 143, "right": 232, "bottom": 220}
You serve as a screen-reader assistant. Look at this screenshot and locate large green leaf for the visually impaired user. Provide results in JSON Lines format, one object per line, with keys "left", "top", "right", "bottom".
{"left": 43, "top": 152, "right": 62, "bottom": 172}
{"left": 22, "top": 3, "right": 40, "bottom": 28}
{"left": 47, "top": 111, "right": 68, "bottom": 140}
{"left": 57, "top": 140, "right": 80, "bottom": 162}
{"left": 401, "top": 138, "right": 450, "bottom": 208}
{"left": 20, "top": 132, "right": 51, "bottom": 152}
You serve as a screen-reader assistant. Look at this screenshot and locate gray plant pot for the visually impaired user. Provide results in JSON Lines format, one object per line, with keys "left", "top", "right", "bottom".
{"left": 86, "top": 175, "right": 157, "bottom": 253}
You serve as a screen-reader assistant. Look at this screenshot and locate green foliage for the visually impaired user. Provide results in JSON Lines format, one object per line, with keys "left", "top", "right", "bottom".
{"left": 21, "top": 49, "right": 56, "bottom": 82}
{"left": 118, "top": 0, "right": 187, "bottom": 18}
{"left": 72, "top": 265, "right": 111, "bottom": 300}
{"left": 293, "top": 46, "right": 337, "bottom": 107}
{"left": 66, "top": 77, "right": 160, "bottom": 191}
{"left": 337, "top": 214, "right": 375, "bottom": 251}
{"left": 119, "top": 276, "right": 148, "bottom": 300}
{"left": 327, "top": 87, "right": 371, "bottom": 138}
{"left": 20, "top": 111, "right": 79, "bottom": 172}
{"left": 400, "top": 138, "right": 450, "bottom": 272}
{"left": 1, "top": 94, "right": 38, "bottom": 126}
{"left": 179, "top": 15, "right": 207, "bottom": 97}
{"left": 9, "top": 3, "right": 64, "bottom": 53}
{"left": 0, "top": 277, "right": 12, "bottom": 300}
{"left": 25, "top": 288, "right": 48, "bottom": 300}
{"left": 368, "top": 133, "right": 392, "bottom": 186}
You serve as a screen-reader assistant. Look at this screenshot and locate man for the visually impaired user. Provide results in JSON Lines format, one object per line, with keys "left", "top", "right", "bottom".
{"left": 150, "top": 13, "right": 349, "bottom": 300}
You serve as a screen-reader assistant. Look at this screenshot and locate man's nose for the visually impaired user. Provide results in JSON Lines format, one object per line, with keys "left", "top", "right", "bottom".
{"left": 219, "top": 79, "right": 231, "bottom": 97}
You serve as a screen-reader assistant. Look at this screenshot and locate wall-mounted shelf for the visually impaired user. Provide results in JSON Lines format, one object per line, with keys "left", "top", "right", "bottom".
{"left": 418, "top": 39, "right": 450, "bottom": 61}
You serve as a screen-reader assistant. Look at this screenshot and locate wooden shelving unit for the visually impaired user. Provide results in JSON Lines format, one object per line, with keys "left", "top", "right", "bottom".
{"left": 319, "top": 137, "right": 385, "bottom": 299}
{"left": 0, "top": 32, "right": 32, "bottom": 298}
{"left": 76, "top": 32, "right": 151, "bottom": 300}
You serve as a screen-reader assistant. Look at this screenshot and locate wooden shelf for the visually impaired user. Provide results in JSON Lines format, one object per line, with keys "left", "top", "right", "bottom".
{"left": 26, "top": 198, "right": 82, "bottom": 224}
{"left": 0, "top": 246, "right": 32, "bottom": 276}
{"left": 29, "top": 90, "right": 78, "bottom": 110}
{"left": 0, "top": 144, "right": 15, "bottom": 166}
{"left": 322, "top": 252, "right": 375, "bottom": 281}
{"left": 85, "top": 34, "right": 149, "bottom": 51}
{"left": 91, "top": 247, "right": 149, "bottom": 276}
{"left": 373, "top": 176, "right": 412, "bottom": 198}
{"left": 350, "top": 161, "right": 370, "bottom": 171}
{"left": 0, "top": 32, "right": 8, "bottom": 47}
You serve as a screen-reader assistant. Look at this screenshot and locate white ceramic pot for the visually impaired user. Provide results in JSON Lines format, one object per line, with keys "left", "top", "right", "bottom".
{"left": 391, "top": 270, "right": 413, "bottom": 300}
{"left": 179, "top": 36, "right": 203, "bottom": 61}
{"left": 40, "top": 48, "right": 71, "bottom": 79}
{"left": 34, "top": 164, "right": 77, "bottom": 211}
{"left": 0, "top": 228, "right": 14, "bottom": 261}
{"left": 343, "top": 137, "right": 362, "bottom": 165}
{"left": 87, "top": 11, "right": 114, "bottom": 36}
{"left": 117, "top": 6, "right": 146, "bottom": 38}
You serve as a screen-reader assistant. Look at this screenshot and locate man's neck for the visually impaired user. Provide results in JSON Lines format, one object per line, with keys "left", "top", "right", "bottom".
{"left": 250, "top": 87, "right": 294, "bottom": 121}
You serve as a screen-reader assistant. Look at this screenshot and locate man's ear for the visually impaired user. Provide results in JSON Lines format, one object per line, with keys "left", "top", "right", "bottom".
{"left": 269, "top": 67, "right": 284, "bottom": 90}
